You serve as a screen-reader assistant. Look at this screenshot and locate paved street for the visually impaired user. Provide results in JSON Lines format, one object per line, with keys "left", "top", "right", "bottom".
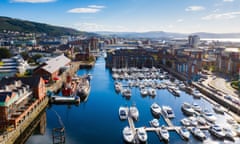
{"left": 202, "top": 73, "right": 239, "bottom": 98}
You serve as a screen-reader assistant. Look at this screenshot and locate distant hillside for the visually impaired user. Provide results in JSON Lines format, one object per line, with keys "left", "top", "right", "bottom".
{"left": 0, "top": 16, "right": 90, "bottom": 36}
{"left": 96, "top": 31, "right": 240, "bottom": 39}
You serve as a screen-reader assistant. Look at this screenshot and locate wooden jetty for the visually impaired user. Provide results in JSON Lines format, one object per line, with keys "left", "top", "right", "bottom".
{"left": 126, "top": 111, "right": 210, "bottom": 142}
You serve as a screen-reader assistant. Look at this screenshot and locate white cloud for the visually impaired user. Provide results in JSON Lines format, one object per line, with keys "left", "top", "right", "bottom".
{"left": 202, "top": 11, "right": 240, "bottom": 20}
{"left": 72, "top": 23, "right": 129, "bottom": 32}
{"left": 223, "top": 0, "right": 234, "bottom": 2}
{"left": 67, "top": 5, "right": 105, "bottom": 14}
{"left": 185, "top": 6, "right": 205, "bottom": 11}
{"left": 11, "top": 0, "right": 56, "bottom": 3}
{"left": 177, "top": 19, "right": 183, "bottom": 22}
{"left": 213, "top": 9, "right": 220, "bottom": 13}
{"left": 68, "top": 8, "right": 100, "bottom": 13}
{"left": 88, "top": 5, "right": 105, "bottom": 9}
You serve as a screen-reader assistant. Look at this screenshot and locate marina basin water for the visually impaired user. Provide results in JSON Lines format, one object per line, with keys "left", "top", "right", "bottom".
{"left": 26, "top": 57, "right": 240, "bottom": 144}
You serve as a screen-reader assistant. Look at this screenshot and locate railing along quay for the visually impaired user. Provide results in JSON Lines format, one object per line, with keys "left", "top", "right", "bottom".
{"left": 0, "top": 97, "right": 49, "bottom": 144}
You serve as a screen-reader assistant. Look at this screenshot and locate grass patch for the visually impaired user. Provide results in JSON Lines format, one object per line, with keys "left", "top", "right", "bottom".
{"left": 0, "top": 61, "right": 3, "bottom": 66}
{"left": 231, "top": 80, "right": 240, "bottom": 91}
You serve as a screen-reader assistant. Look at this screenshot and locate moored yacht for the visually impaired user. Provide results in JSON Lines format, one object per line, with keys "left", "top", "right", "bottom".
{"left": 140, "top": 88, "right": 148, "bottom": 96}
{"left": 151, "top": 102, "right": 161, "bottom": 116}
{"left": 159, "top": 126, "right": 169, "bottom": 142}
{"left": 137, "top": 127, "right": 148, "bottom": 143}
{"left": 114, "top": 81, "right": 122, "bottom": 93}
{"left": 212, "top": 104, "right": 225, "bottom": 115}
{"left": 148, "top": 88, "right": 157, "bottom": 96}
{"left": 202, "top": 109, "right": 216, "bottom": 123}
{"left": 122, "top": 126, "right": 135, "bottom": 143}
{"left": 192, "top": 89, "right": 202, "bottom": 98}
{"left": 181, "top": 102, "right": 195, "bottom": 116}
{"left": 149, "top": 119, "right": 159, "bottom": 128}
{"left": 77, "top": 75, "right": 91, "bottom": 101}
{"left": 162, "top": 105, "right": 175, "bottom": 119}
{"left": 209, "top": 125, "right": 225, "bottom": 139}
{"left": 223, "top": 127, "right": 236, "bottom": 141}
{"left": 179, "top": 127, "right": 190, "bottom": 140}
{"left": 129, "top": 104, "right": 139, "bottom": 121}
{"left": 181, "top": 118, "right": 191, "bottom": 126}
{"left": 119, "top": 106, "right": 129, "bottom": 120}
{"left": 122, "top": 88, "right": 131, "bottom": 97}
{"left": 191, "top": 127, "right": 206, "bottom": 141}
{"left": 191, "top": 102, "right": 202, "bottom": 112}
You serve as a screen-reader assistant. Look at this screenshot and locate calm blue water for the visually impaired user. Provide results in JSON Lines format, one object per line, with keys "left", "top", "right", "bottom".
{"left": 26, "top": 57, "right": 239, "bottom": 144}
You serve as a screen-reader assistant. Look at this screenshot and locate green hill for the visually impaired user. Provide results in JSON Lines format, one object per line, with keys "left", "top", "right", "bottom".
{"left": 0, "top": 16, "right": 87, "bottom": 36}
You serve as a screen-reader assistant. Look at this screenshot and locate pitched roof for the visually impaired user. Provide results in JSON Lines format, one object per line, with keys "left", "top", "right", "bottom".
{"left": 0, "top": 76, "right": 42, "bottom": 89}
{"left": 0, "top": 92, "right": 12, "bottom": 102}
{"left": 42, "top": 54, "right": 71, "bottom": 73}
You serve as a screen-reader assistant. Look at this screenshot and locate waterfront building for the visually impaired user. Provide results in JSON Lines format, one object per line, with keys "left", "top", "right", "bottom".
{"left": 106, "top": 45, "right": 203, "bottom": 80}
{"left": 0, "top": 76, "right": 46, "bottom": 131}
{"left": 216, "top": 48, "right": 240, "bottom": 77}
{"left": 188, "top": 35, "right": 200, "bottom": 48}
{"left": 33, "top": 54, "right": 71, "bottom": 82}
{"left": 0, "top": 55, "right": 29, "bottom": 79}
{"left": 106, "top": 48, "right": 156, "bottom": 68}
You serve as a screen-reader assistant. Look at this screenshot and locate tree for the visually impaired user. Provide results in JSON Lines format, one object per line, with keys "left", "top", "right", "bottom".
{"left": 20, "top": 51, "right": 29, "bottom": 60}
{"left": 0, "top": 48, "right": 12, "bottom": 59}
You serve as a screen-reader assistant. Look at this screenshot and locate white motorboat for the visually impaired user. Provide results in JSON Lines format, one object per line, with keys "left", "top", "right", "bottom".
{"left": 212, "top": 104, "right": 225, "bottom": 115}
{"left": 159, "top": 126, "right": 169, "bottom": 142}
{"left": 232, "top": 124, "right": 240, "bottom": 137}
{"left": 202, "top": 109, "right": 216, "bottom": 123}
{"left": 209, "top": 125, "right": 225, "bottom": 139}
{"left": 181, "top": 102, "right": 195, "bottom": 116}
{"left": 129, "top": 104, "right": 139, "bottom": 121}
{"left": 122, "top": 88, "right": 131, "bottom": 97}
{"left": 140, "top": 88, "right": 148, "bottom": 96}
{"left": 179, "top": 83, "right": 186, "bottom": 90}
{"left": 114, "top": 81, "right": 122, "bottom": 93}
{"left": 227, "top": 118, "right": 237, "bottom": 125}
{"left": 223, "top": 127, "right": 236, "bottom": 141}
{"left": 191, "top": 102, "right": 202, "bottom": 112}
{"left": 180, "top": 118, "right": 191, "bottom": 126}
{"left": 151, "top": 102, "right": 161, "bottom": 116}
{"left": 179, "top": 127, "right": 190, "bottom": 140}
{"left": 50, "top": 95, "right": 80, "bottom": 104}
{"left": 148, "top": 88, "right": 157, "bottom": 96}
{"left": 192, "top": 89, "right": 202, "bottom": 98}
{"left": 188, "top": 116, "right": 198, "bottom": 126}
{"left": 119, "top": 106, "right": 129, "bottom": 120}
{"left": 149, "top": 119, "right": 159, "bottom": 128}
{"left": 191, "top": 127, "right": 206, "bottom": 141}
{"left": 162, "top": 105, "right": 175, "bottom": 119}
{"left": 122, "top": 126, "right": 135, "bottom": 143}
{"left": 197, "top": 116, "right": 207, "bottom": 125}
{"left": 137, "top": 127, "right": 148, "bottom": 143}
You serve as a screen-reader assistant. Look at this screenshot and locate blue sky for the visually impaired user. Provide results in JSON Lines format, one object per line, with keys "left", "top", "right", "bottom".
{"left": 0, "top": 0, "right": 240, "bottom": 33}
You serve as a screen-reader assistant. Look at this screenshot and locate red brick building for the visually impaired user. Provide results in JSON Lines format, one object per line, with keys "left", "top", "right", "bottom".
{"left": 34, "top": 54, "right": 71, "bottom": 82}
{"left": 0, "top": 76, "right": 46, "bottom": 131}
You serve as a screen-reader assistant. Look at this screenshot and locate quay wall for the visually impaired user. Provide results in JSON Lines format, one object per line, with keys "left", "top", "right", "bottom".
{"left": 47, "top": 61, "right": 95, "bottom": 93}
{"left": 0, "top": 97, "right": 48, "bottom": 144}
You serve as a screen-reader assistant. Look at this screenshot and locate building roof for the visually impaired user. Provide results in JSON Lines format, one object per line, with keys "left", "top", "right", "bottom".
{"left": 42, "top": 54, "right": 71, "bottom": 73}
{"left": 0, "top": 92, "right": 12, "bottom": 102}
{"left": 0, "top": 76, "right": 42, "bottom": 89}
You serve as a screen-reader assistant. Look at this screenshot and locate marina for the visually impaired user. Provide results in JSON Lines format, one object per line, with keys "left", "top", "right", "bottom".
{"left": 26, "top": 57, "right": 240, "bottom": 144}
